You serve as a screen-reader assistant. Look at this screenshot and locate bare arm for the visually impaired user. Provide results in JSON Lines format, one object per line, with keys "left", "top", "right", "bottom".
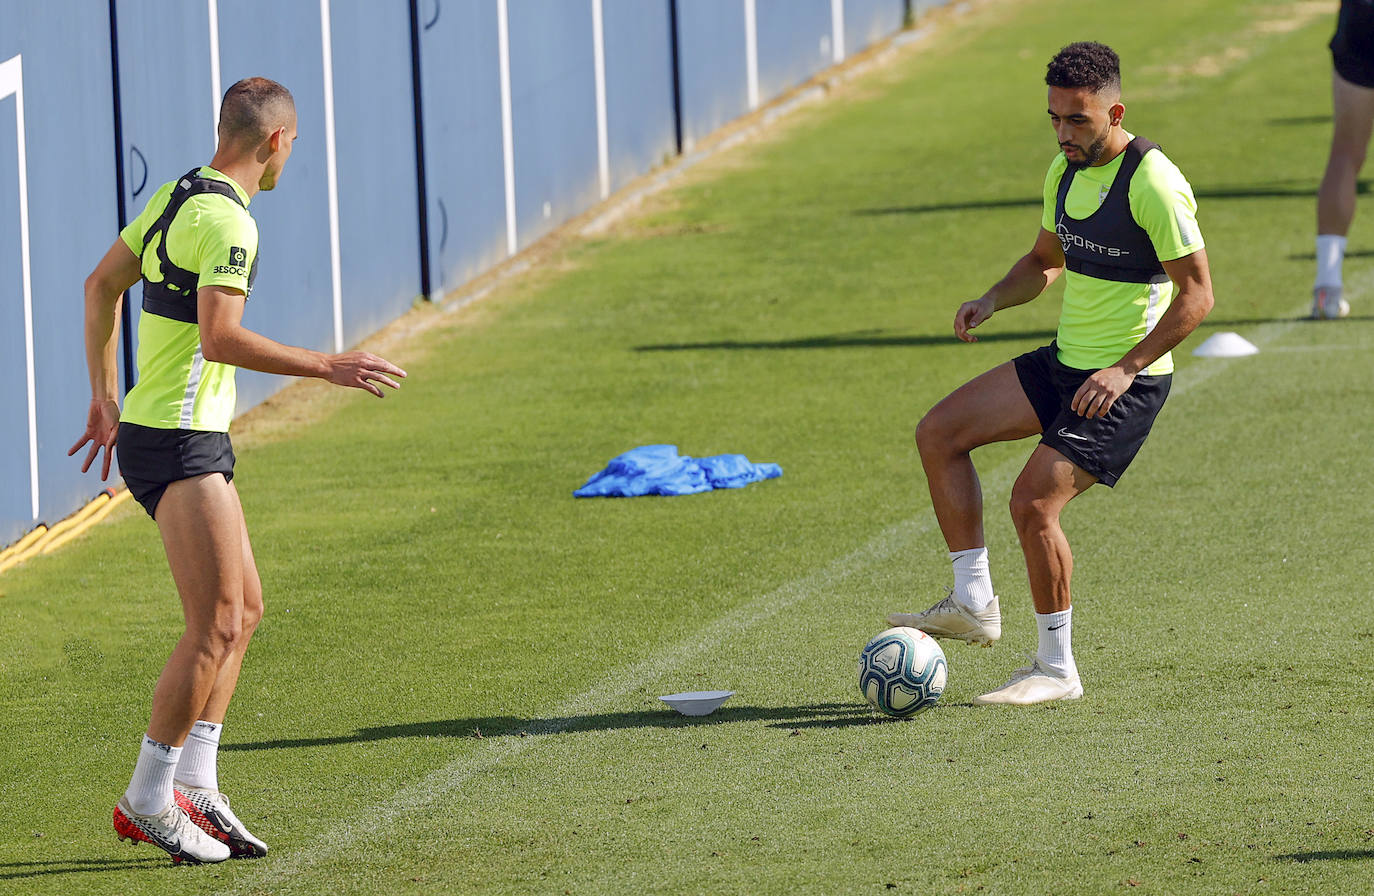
{"left": 68, "top": 239, "right": 142, "bottom": 479}
{"left": 955, "top": 227, "right": 1066, "bottom": 342}
{"left": 1070, "top": 248, "right": 1215, "bottom": 418}
{"left": 198, "top": 285, "right": 407, "bottom": 396}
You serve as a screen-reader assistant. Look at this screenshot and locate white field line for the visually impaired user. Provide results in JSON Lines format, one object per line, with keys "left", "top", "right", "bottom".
{"left": 222, "top": 295, "right": 1316, "bottom": 890}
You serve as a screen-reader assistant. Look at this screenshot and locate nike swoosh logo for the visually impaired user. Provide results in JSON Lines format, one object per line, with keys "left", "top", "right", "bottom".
{"left": 204, "top": 810, "right": 233, "bottom": 834}
{"left": 1047, "top": 622, "right": 1067, "bottom": 631}
{"left": 1056, "top": 427, "right": 1090, "bottom": 443}
{"left": 144, "top": 827, "right": 184, "bottom": 856}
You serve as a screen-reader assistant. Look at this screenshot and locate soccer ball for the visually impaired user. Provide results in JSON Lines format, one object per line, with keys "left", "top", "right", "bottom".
{"left": 858, "top": 626, "right": 947, "bottom": 718}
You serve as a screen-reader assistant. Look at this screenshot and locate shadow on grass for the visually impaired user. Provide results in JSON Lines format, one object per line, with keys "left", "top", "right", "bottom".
{"left": 852, "top": 180, "right": 1371, "bottom": 217}
{"left": 633, "top": 312, "right": 1371, "bottom": 354}
{"left": 224, "top": 702, "right": 890, "bottom": 751}
{"left": 0, "top": 857, "right": 168, "bottom": 881}
{"left": 1275, "top": 849, "right": 1374, "bottom": 863}
{"left": 1288, "top": 248, "right": 1374, "bottom": 261}
{"left": 777, "top": 700, "right": 987, "bottom": 729}
{"left": 1195, "top": 314, "right": 1374, "bottom": 327}
{"left": 1268, "top": 114, "right": 1330, "bottom": 126}
{"left": 634, "top": 328, "right": 1057, "bottom": 352}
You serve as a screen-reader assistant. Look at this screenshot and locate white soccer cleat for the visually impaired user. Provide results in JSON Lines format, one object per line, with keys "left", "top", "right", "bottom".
{"left": 972, "top": 659, "right": 1083, "bottom": 705}
{"left": 175, "top": 785, "right": 269, "bottom": 858}
{"left": 113, "top": 796, "right": 232, "bottom": 864}
{"left": 886, "top": 590, "right": 1001, "bottom": 646}
{"left": 1312, "top": 285, "right": 1350, "bottom": 320}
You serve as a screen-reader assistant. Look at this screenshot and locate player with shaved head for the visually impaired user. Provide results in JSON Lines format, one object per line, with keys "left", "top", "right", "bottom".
{"left": 73, "top": 77, "right": 406, "bottom": 862}
{"left": 885, "top": 43, "right": 1214, "bottom": 705}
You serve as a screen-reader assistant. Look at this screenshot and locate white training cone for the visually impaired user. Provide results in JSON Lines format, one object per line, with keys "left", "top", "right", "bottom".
{"left": 1192, "top": 332, "right": 1258, "bottom": 358}
{"left": 659, "top": 690, "right": 734, "bottom": 716}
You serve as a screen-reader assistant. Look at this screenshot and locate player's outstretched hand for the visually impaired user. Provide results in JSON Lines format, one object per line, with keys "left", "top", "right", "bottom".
{"left": 68, "top": 398, "right": 121, "bottom": 481}
{"left": 954, "top": 296, "right": 995, "bottom": 342}
{"left": 326, "top": 351, "right": 408, "bottom": 397}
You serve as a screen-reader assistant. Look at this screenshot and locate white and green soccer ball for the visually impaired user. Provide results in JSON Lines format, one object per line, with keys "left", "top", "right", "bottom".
{"left": 858, "top": 626, "right": 947, "bottom": 718}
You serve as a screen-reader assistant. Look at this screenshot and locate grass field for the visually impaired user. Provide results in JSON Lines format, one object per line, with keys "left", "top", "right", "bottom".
{"left": 5, "top": 0, "right": 1374, "bottom": 893}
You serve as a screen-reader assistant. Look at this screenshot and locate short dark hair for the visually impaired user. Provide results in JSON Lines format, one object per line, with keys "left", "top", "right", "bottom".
{"left": 218, "top": 77, "right": 295, "bottom": 146}
{"left": 1045, "top": 42, "right": 1121, "bottom": 94}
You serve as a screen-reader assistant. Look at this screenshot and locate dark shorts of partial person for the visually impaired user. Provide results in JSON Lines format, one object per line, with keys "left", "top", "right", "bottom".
{"left": 1331, "top": 1, "right": 1374, "bottom": 88}
{"left": 1013, "top": 342, "right": 1171, "bottom": 488}
{"left": 117, "top": 422, "right": 236, "bottom": 518}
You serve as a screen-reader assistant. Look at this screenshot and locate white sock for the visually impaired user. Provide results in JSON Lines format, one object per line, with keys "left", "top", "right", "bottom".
{"left": 950, "top": 547, "right": 996, "bottom": 612}
{"left": 1316, "top": 234, "right": 1347, "bottom": 288}
{"left": 125, "top": 735, "right": 182, "bottom": 816}
{"left": 1035, "top": 608, "right": 1076, "bottom": 679}
{"left": 175, "top": 720, "right": 223, "bottom": 791}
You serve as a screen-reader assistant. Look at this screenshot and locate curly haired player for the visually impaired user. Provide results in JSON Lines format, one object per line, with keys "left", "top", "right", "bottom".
{"left": 886, "top": 43, "right": 1214, "bottom": 704}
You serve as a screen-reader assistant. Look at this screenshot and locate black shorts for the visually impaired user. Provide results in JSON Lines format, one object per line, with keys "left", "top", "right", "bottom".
{"left": 1013, "top": 343, "right": 1171, "bottom": 487}
{"left": 1332, "top": 1, "right": 1374, "bottom": 88}
{"left": 118, "top": 422, "right": 236, "bottom": 518}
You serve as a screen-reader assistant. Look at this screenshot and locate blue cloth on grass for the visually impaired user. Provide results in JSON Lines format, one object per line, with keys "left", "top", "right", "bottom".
{"left": 574, "top": 444, "right": 782, "bottom": 498}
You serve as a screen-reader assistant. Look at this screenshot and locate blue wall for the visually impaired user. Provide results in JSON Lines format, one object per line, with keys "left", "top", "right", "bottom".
{"left": 756, "top": 0, "right": 834, "bottom": 102}
{"left": 602, "top": 1, "right": 676, "bottom": 193}
{"left": 0, "top": 5, "right": 120, "bottom": 535}
{"left": 329, "top": 2, "right": 424, "bottom": 344}
{"left": 508, "top": 1, "right": 601, "bottom": 249}
{"left": 417, "top": 0, "right": 509, "bottom": 296}
{"left": 845, "top": 0, "right": 909, "bottom": 55}
{"left": 0, "top": 0, "right": 922, "bottom": 546}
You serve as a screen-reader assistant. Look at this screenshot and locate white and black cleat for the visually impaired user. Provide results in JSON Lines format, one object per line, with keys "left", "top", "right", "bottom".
{"left": 113, "top": 796, "right": 231, "bottom": 865}
{"left": 175, "top": 785, "right": 269, "bottom": 858}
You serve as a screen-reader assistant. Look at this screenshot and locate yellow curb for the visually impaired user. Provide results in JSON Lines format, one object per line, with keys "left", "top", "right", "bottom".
{"left": 40, "top": 490, "right": 131, "bottom": 556}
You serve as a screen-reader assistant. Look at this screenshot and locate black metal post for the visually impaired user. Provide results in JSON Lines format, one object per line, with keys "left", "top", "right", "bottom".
{"left": 668, "top": 0, "right": 684, "bottom": 155}
{"left": 408, "top": 0, "right": 434, "bottom": 301}
{"left": 107, "top": 0, "right": 136, "bottom": 390}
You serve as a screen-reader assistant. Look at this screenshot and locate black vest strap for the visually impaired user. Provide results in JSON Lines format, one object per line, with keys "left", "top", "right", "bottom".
{"left": 1054, "top": 136, "right": 1170, "bottom": 285}
{"left": 140, "top": 169, "right": 256, "bottom": 324}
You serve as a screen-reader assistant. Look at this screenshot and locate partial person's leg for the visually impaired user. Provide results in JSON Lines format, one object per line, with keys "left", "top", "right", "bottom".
{"left": 176, "top": 483, "right": 260, "bottom": 789}
{"left": 887, "top": 362, "right": 1041, "bottom": 644}
{"left": 115, "top": 472, "right": 244, "bottom": 863}
{"left": 192, "top": 483, "right": 263, "bottom": 728}
{"left": 1008, "top": 444, "right": 1097, "bottom": 615}
{"left": 915, "top": 361, "right": 1043, "bottom": 551}
{"left": 146, "top": 473, "right": 250, "bottom": 747}
{"left": 170, "top": 482, "right": 270, "bottom": 857}
{"left": 1315, "top": 71, "right": 1374, "bottom": 317}
{"left": 973, "top": 444, "right": 1094, "bottom": 705}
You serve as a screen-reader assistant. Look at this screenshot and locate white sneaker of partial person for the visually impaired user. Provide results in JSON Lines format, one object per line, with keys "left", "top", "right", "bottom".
{"left": 972, "top": 658, "right": 1083, "bottom": 705}
{"left": 113, "top": 795, "right": 232, "bottom": 864}
{"left": 886, "top": 589, "right": 1001, "bottom": 646}
{"left": 1312, "top": 285, "right": 1350, "bottom": 320}
{"left": 175, "top": 784, "right": 269, "bottom": 858}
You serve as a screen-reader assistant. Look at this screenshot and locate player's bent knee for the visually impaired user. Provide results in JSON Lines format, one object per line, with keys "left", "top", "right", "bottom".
{"left": 209, "top": 622, "right": 244, "bottom": 656}
{"left": 1008, "top": 487, "right": 1055, "bottom": 534}
{"left": 240, "top": 599, "right": 264, "bottom": 637}
{"left": 189, "top": 612, "right": 246, "bottom": 662}
{"left": 915, "top": 409, "right": 959, "bottom": 457}
{"left": 1328, "top": 139, "right": 1369, "bottom": 175}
